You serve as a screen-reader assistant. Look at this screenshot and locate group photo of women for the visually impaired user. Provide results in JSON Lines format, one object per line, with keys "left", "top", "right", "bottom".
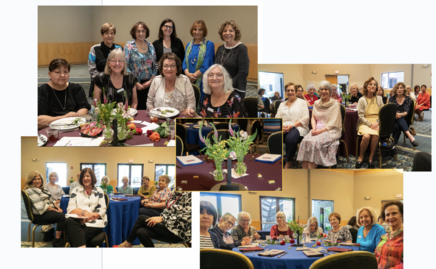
{"left": 258, "top": 64, "right": 432, "bottom": 171}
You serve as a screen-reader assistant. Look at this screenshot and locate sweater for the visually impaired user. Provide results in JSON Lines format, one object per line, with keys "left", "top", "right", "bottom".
{"left": 210, "top": 225, "right": 242, "bottom": 250}
{"left": 214, "top": 43, "right": 249, "bottom": 93}
{"left": 25, "top": 188, "right": 55, "bottom": 215}
{"left": 357, "top": 96, "right": 384, "bottom": 131}
{"left": 152, "top": 38, "right": 185, "bottom": 64}
{"left": 357, "top": 224, "right": 386, "bottom": 253}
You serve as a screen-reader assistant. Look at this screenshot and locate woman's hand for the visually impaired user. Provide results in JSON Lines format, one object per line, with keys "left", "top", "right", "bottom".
{"left": 189, "top": 74, "right": 197, "bottom": 83}
{"left": 283, "top": 125, "right": 291, "bottom": 133}
{"left": 395, "top": 113, "right": 402, "bottom": 119}
{"left": 136, "top": 82, "right": 144, "bottom": 91}
{"left": 311, "top": 129, "right": 324, "bottom": 136}
{"left": 182, "top": 108, "right": 195, "bottom": 117}
{"left": 142, "top": 80, "right": 152, "bottom": 89}
{"left": 370, "top": 122, "right": 379, "bottom": 130}
{"left": 146, "top": 216, "right": 163, "bottom": 227}
{"left": 253, "top": 232, "right": 261, "bottom": 240}
{"left": 63, "top": 112, "right": 80, "bottom": 118}
{"left": 241, "top": 236, "right": 252, "bottom": 245}
{"left": 144, "top": 203, "right": 152, "bottom": 208}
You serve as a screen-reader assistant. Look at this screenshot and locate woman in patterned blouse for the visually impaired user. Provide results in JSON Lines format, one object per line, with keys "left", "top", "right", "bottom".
{"left": 327, "top": 212, "right": 352, "bottom": 243}
{"left": 124, "top": 21, "right": 158, "bottom": 109}
{"left": 374, "top": 201, "right": 403, "bottom": 269}
{"left": 230, "top": 211, "right": 260, "bottom": 241}
{"left": 118, "top": 190, "right": 191, "bottom": 247}
{"left": 139, "top": 175, "right": 172, "bottom": 217}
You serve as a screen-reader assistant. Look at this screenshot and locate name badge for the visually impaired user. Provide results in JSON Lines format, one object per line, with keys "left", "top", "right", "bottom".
{"left": 358, "top": 236, "right": 362, "bottom": 238}
{"left": 207, "top": 107, "right": 214, "bottom": 113}
{"left": 117, "top": 88, "right": 125, "bottom": 93}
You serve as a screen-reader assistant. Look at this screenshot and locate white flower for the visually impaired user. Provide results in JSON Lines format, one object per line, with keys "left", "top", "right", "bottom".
{"left": 94, "top": 107, "right": 100, "bottom": 114}
{"left": 240, "top": 131, "right": 248, "bottom": 141}
{"left": 229, "top": 151, "right": 236, "bottom": 159}
{"left": 122, "top": 111, "right": 132, "bottom": 119}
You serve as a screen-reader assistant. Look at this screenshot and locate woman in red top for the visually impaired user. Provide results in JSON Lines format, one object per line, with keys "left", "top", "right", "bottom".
{"left": 330, "top": 84, "right": 342, "bottom": 103}
{"left": 270, "top": 211, "right": 293, "bottom": 240}
{"left": 415, "top": 84, "right": 431, "bottom": 121}
{"left": 304, "top": 84, "right": 318, "bottom": 106}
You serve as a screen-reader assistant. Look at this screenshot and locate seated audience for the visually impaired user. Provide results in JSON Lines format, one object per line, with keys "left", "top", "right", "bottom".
{"left": 199, "top": 64, "right": 246, "bottom": 118}
{"left": 65, "top": 168, "right": 107, "bottom": 247}
{"left": 199, "top": 201, "right": 220, "bottom": 249}
{"left": 406, "top": 85, "right": 416, "bottom": 101}
{"left": 99, "top": 176, "right": 113, "bottom": 193}
{"left": 356, "top": 207, "right": 385, "bottom": 253}
{"left": 349, "top": 84, "right": 363, "bottom": 104}
{"left": 139, "top": 175, "right": 171, "bottom": 216}
{"left": 297, "top": 81, "right": 342, "bottom": 168}
{"left": 276, "top": 82, "right": 309, "bottom": 169}
{"left": 25, "top": 171, "right": 65, "bottom": 247}
{"left": 302, "top": 216, "right": 323, "bottom": 238}
{"left": 231, "top": 211, "right": 261, "bottom": 241}
{"left": 330, "top": 84, "right": 342, "bottom": 103}
{"left": 377, "top": 86, "right": 388, "bottom": 104}
{"left": 377, "top": 215, "right": 390, "bottom": 233}
{"left": 413, "top": 85, "right": 421, "bottom": 98}
{"left": 258, "top": 88, "right": 265, "bottom": 110}
{"left": 70, "top": 172, "right": 81, "bottom": 190}
{"left": 270, "top": 91, "right": 283, "bottom": 102}
{"left": 296, "top": 85, "right": 305, "bottom": 100}
{"left": 346, "top": 216, "right": 359, "bottom": 231}
{"left": 374, "top": 201, "right": 403, "bottom": 269}
{"left": 38, "top": 58, "right": 90, "bottom": 130}
{"left": 327, "top": 212, "right": 352, "bottom": 243}
{"left": 270, "top": 211, "right": 293, "bottom": 239}
{"left": 138, "top": 176, "right": 156, "bottom": 201}
{"left": 119, "top": 190, "right": 191, "bottom": 247}
{"left": 415, "top": 84, "right": 430, "bottom": 121}
{"left": 117, "top": 176, "right": 133, "bottom": 194}
{"left": 304, "top": 84, "right": 318, "bottom": 106}
{"left": 45, "top": 171, "right": 65, "bottom": 206}
{"left": 210, "top": 212, "right": 251, "bottom": 250}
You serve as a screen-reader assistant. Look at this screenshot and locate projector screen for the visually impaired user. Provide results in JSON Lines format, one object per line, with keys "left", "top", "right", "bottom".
{"left": 258, "top": 71, "right": 285, "bottom": 98}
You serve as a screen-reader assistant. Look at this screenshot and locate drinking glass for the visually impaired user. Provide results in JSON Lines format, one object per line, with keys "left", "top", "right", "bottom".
{"left": 170, "top": 124, "right": 175, "bottom": 139}
{"left": 46, "top": 128, "right": 59, "bottom": 142}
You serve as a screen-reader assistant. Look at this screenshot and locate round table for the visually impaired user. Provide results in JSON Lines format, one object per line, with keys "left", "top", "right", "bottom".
{"left": 60, "top": 195, "right": 141, "bottom": 246}
{"left": 233, "top": 242, "right": 360, "bottom": 269}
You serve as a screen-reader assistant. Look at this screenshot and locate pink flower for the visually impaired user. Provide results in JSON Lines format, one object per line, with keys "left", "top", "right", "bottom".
{"left": 93, "top": 99, "right": 97, "bottom": 107}
{"left": 228, "top": 119, "right": 234, "bottom": 137}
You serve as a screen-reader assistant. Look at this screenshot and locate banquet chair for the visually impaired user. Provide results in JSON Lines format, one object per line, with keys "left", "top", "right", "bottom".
{"left": 419, "top": 97, "right": 431, "bottom": 121}
{"left": 176, "top": 135, "right": 184, "bottom": 156}
{"left": 273, "top": 100, "right": 281, "bottom": 117}
{"left": 200, "top": 249, "right": 254, "bottom": 269}
{"left": 191, "top": 84, "right": 201, "bottom": 111}
{"left": 402, "top": 101, "right": 416, "bottom": 149}
{"left": 176, "top": 123, "right": 201, "bottom": 156}
{"left": 356, "top": 104, "right": 397, "bottom": 168}
{"left": 251, "top": 120, "right": 262, "bottom": 154}
{"left": 337, "top": 105, "right": 349, "bottom": 163}
{"left": 242, "top": 97, "right": 258, "bottom": 117}
{"left": 237, "top": 119, "right": 248, "bottom": 132}
{"left": 309, "top": 251, "right": 377, "bottom": 269}
{"left": 263, "top": 97, "right": 272, "bottom": 115}
{"left": 65, "top": 193, "right": 109, "bottom": 248}
{"left": 349, "top": 228, "right": 357, "bottom": 243}
{"left": 267, "top": 131, "right": 282, "bottom": 154}
{"left": 206, "top": 130, "right": 231, "bottom": 149}
{"left": 213, "top": 123, "right": 229, "bottom": 130}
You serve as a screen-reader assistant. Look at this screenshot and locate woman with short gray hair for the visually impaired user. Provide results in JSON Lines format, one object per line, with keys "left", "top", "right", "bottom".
{"left": 270, "top": 211, "right": 293, "bottom": 239}
{"left": 231, "top": 211, "right": 260, "bottom": 241}
{"left": 304, "top": 84, "right": 318, "bottom": 106}
{"left": 118, "top": 176, "right": 133, "bottom": 194}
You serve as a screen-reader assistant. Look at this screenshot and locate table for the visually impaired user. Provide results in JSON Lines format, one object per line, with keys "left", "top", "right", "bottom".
{"left": 233, "top": 242, "right": 360, "bottom": 269}
{"left": 184, "top": 123, "right": 240, "bottom": 149}
{"left": 60, "top": 195, "right": 141, "bottom": 246}
{"left": 176, "top": 154, "right": 282, "bottom": 191}
{"left": 309, "top": 108, "right": 358, "bottom": 157}
{"left": 41, "top": 110, "right": 178, "bottom": 147}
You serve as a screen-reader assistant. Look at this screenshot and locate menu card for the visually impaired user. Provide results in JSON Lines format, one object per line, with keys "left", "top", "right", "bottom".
{"left": 303, "top": 250, "right": 324, "bottom": 257}
{"left": 176, "top": 155, "right": 204, "bottom": 166}
{"left": 255, "top": 154, "right": 282, "bottom": 164}
{"left": 258, "top": 249, "right": 285, "bottom": 257}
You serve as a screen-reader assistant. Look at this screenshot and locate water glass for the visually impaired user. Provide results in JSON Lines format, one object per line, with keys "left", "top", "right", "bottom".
{"left": 46, "top": 128, "right": 59, "bottom": 142}
{"left": 261, "top": 242, "right": 267, "bottom": 247}
{"left": 170, "top": 124, "right": 175, "bottom": 139}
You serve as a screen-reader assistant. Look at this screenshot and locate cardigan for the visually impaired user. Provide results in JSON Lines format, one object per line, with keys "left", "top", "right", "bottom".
{"left": 25, "top": 187, "right": 55, "bottom": 215}
{"left": 356, "top": 224, "right": 386, "bottom": 253}
{"left": 210, "top": 225, "right": 242, "bottom": 250}
{"left": 215, "top": 43, "right": 249, "bottom": 94}
{"left": 231, "top": 224, "right": 257, "bottom": 241}
{"left": 276, "top": 98, "right": 310, "bottom": 137}
{"left": 357, "top": 95, "right": 384, "bottom": 131}
{"left": 152, "top": 38, "right": 185, "bottom": 64}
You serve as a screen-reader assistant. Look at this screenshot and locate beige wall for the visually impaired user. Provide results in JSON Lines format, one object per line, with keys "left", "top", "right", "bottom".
{"left": 412, "top": 64, "right": 432, "bottom": 89}
{"left": 21, "top": 137, "right": 175, "bottom": 189}
{"left": 259, "top": 64, "right": 305, "bottom": 87}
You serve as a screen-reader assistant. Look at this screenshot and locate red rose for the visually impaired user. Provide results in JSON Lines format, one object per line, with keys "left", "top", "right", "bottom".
{"left": 280, "top": 240, "right": 285, "bottom": 245}
{"left": 317, "top": 241, "right": 321, "bottom": 246}
{"left": 290, "top": 239, "right": 295, "bottom": 243}
{"left": 146, "top": 130, "right": 154, "bottom": 136}
{"left": 135, "top": 127, "right": 143, "bottom": 135}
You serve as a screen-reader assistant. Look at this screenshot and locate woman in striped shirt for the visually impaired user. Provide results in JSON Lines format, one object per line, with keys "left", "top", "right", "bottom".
{"left": 200, "top": 201, "right": 219, "bottom": 249}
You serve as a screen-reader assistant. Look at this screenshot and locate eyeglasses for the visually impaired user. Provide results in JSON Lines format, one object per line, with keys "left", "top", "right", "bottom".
{"left": 164, "top": 25, "right": 174, "bottom": 29}
{"left": 136, "top": 30, "right": 146, "bottom": 34}
{"left": 53, "top": 71, "right": 70, "bottom": 75}
{"left": 240, "top": 219, "right": 250, "bottom": 223}
{"left": 208, "top": 73, "right": 224, "bottom": 78}
{"left": 110, "top": 60, "right": 124, "bottom": 64}
{"left": 163, "top": 64, "right": 177, "bottom": 69}
{"left": 226, "top": 220, "right": 235, "bottom": 227}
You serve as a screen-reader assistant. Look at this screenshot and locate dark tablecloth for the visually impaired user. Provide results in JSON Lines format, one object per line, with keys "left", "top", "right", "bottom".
{"left": 233, "top": 242, "right": 359, "bottom": 269}
{"left": 184, "top": 123, "right": 240, "bottom": 149}
{"left": 60, "top": 195, "right": 141, "bottom": 246}
{"left": 176, "top": 154, "right": 282, "bottom": 191}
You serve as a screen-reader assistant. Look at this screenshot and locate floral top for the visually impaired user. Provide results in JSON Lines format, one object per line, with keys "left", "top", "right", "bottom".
{"left": 161, "top": 191, "right": 191, "bottom": 243}
{"left": 124, "top": 40, "right": 157, "bottom": 81}
{"left": 149, "top": 187, "right": 171, "bottom": 204}
{"left": 388, "top": 95, "right": 412, "bottom": 114}
{"left": 374, "top": 230, "right": 403, "bottom": 269}
{"left": 200, "top": 91, "right": 247, "bottom": 118}
{"left": 327, "top": 226, "right": 352, "bottom": 242}
{"left": 231, "top": 225, "right": 257, "bottom": 241}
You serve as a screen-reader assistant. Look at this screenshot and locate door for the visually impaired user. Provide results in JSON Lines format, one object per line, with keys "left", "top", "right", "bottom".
{"left": 325, "top": 75, "right": 338, "bottom": 85}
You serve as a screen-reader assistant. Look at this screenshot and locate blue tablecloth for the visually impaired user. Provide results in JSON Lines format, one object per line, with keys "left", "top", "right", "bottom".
{"left": 60, "top": 195, "right": 141, "bottom": 246}
{"left": 233, "top": 242, "right": 360, "bottom": 269}
{"left": 185, "top": 123, "right": 239, "bottom": 150}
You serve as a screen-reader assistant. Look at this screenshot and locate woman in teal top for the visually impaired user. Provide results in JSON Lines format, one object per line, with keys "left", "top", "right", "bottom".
{"left": 118, "top": 176, "right": 133, "bottom": 194}
{"left": 356, "top": 207, "right": 386, "bottom": 253}
{"left": 99, "top": 175, "right": 114, "bottom": 193}
{"left": 182, "top": 20, "right": 215, "bottom": 103}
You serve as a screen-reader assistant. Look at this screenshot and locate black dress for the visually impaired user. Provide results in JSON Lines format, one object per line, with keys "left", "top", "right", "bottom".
{"left": 152, "top": 38, "right": 185, "bottom": 64}
{"left": 199, "top": 91, "right": 247, "bottom": 118}
{"left": 38, "top": 83, "right": 91, "bottom": 117}
{"left": 93, "top": 74, "right": 138, "bottom": 106}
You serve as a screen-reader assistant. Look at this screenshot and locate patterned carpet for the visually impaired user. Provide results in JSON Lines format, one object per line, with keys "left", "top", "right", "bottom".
{"left": 412, "top": 110, "right": 432, "bottom": 136}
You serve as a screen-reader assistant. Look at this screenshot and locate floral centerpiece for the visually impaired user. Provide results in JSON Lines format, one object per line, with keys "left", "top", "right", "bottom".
{"left": 94, "top": 87, "right": 116, "bottom": 139}
{"left": 112, "top": 95, "right": 133, "bottom": 141}
{"left": 288, "top": 216, "right": 304, "bottom": 245}
{"left": 199, "top": 122, "right": 229, "bottom": 181}
{"left": 340, "top": 92, "right": 351, "bottom": 106}
{"left": 100, "top": 180, "right": 108, "bottom": 193}
{"left": 226, "top": 119, "right": 257, "bottom": 176}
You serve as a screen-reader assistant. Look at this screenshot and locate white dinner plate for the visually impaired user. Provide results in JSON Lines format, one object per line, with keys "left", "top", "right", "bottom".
{"left": 112, "top": 107, "right": 137, "bottom": 116}
{"left": 151, "top": 107, "right": 179, "bottom": 118}
{"left": 49, "top": 117, "right": 86, "bottom": 131}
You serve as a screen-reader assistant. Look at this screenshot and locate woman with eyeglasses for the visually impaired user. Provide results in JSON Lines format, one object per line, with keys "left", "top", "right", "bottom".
{"left": 231, "top": 211, "right": 260, "bottom": 241}
{"left": 146, "top": 53, "right": 197, "bottom": 117}
{"left": 199, "top": 64, "right": 247, "bottom": 118}
{"left": 153, "top": 19, "right": 185, "bottom": 65}
{"left": 124, "top": 21, "right": 157, "bottom": 109}
{"left": 270, "top": 211, "right": 293, "bottom": 240}
{"left": 93, "top": 49, "right": 138, "bottom": 108}
{"left": 38, "top": 58, "right": 90, "bottom": 130}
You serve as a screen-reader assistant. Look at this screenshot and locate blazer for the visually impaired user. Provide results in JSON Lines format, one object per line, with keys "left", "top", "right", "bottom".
{"left": 152, "top": 38, "right": 185, "bottom": 64}
{"left": 25, "top": 187, "right": 55, "bottom": 215}
{"left": 357, "top": 95, "right": 384, "bottom": 131}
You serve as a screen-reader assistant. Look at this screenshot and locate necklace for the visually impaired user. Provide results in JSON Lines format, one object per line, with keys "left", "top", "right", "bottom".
{"left": 50, "top": 84, "right": 67, "bottom": 109}
{"left": 137, "top": 41, "right": 147, "bottom": 50}
{"left": 219, "top": 47, "right": 234, "bottom": 66}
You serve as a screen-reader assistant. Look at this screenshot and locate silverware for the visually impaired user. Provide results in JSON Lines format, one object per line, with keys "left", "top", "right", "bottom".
{"left": 277, "top": 251, "right": 287, "bottom": 258}
{"left": 249, "top": 155, "right": 255, "bottom": 161}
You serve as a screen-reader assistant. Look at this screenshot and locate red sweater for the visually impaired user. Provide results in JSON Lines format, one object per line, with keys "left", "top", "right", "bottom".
{"left": 270, "top": 224, "right": 294, "bottom": 238}
{"left": 416, "top": 92, "right": 431, "bottom": 110}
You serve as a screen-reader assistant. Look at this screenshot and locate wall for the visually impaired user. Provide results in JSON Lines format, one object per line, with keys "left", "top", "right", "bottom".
{"left": 21, "top": 137, "right": 175, "bottom": 189}
{"left": 412, "top": 64, "right": 432, "bottom": 95}
{"left": 258, "top": 64, "right": 305, "bottom": 87}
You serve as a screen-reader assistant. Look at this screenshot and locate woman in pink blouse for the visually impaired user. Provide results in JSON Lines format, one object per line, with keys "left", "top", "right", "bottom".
{"left": 270, "top": 211, "right": 293, "bottom": 240}
{"left": 139, "top": 175, "right": 172, "bottom": 217}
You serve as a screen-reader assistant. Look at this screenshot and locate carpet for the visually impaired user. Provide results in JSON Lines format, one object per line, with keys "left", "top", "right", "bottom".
{"left": 412, "top": 110, "right": 432, "bottom": 136}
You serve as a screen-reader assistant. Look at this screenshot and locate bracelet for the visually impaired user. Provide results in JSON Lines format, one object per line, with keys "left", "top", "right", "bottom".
{"left": 81, "top": 210, "right": 85, "bottom": 216}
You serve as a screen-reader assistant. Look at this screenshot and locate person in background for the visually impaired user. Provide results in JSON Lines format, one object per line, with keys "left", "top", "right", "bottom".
{"left": 183, "top": 20, "right": 215, "bottom": 101}
{"left": 296, "top": 85, "right": 306, "bottom": 100}
{"left": 45, "top": 172, "right": 65, "bottom": 206}
{"left": 406, "top": 85, "right": 416, "bottom": 101}
{"left": 377, "top": 215, "right": 390, "bottom": 233}
{"left": 349, "top": 84, "right": 363, "bottom": 104}
{"left": 139, "top": 175, "right": 171, "bottom": 217}
{"left": 231, "top": 211, "right": 260, "bottom": 241}
{"left": 302, "top": 216, "right": 323, "bottom": 239}
{"left": 258, "top": 88, "right": 265, "bottom": 110}
{"left": 153, "top": 19, "right": 185, "bottom": 64}
{"left": 270, "top": 91, "right": 283, "bottom": 102}
{"left": 199, "top": 201, "right": 220, "bottom": 249}
{"left": 413, "top": 85, "right": 420, "bottom": 97}
{"left": 117, "top": 176, "right": 133, "bottom": 194}
{"left": 377, "top": 86, "right": 388, "bottom": 104}
{"left": 356, "top": 207, "right": 385, "bottom": 253}
{"left": 270, "top": 211, "right": 293, "bottom": 240}
{"left": 415, "top": 84, "right": 431, "bottom": 121}
{"left": 70, "top": 172, "right": 81, "bottom": 191}
{"left": 330, "top": 84, "right": 342, "bottom": 103}
{"left": 327, "top": 212, "right": 352, "bottom": 243}
{"left": 210, "top": 212, "right": 251, "bottom": 250}
{"left": 304, "top": 84, "right": 318, "bottom": 106}
{"left": 88, "top": 23, "right": 122, "bottom": 97}
{"left": 99, "top": 175, "right": 113, "bottom": 193}
{"left": 346, "top": 216, "right": 359, "bottom": 231}
{"left": 138, "top": 176, "right": 156, "bottom": 201}
{"left": 359, "top": 86, "right": 364, "bottom": 94}
{"left": 215, "top": 20, "right": 249, "bottom": 99}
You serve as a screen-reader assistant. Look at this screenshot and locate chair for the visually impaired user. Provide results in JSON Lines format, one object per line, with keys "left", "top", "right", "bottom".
{"left": 263, "top": 97, "right": 271, "bottom": 115}
{"left": 402, "top": 100, "right": 415, "bottom": 149}
{"left": 200, "top": 249, "right": 254, "bottom": 269}
{"left": 356, "top": 103, "right": 397, "bottom": 168}
{"left": 273, "top": 100, "right": 281, "bottom": 116}
{"left": 237, "top": 119, "right": 248, "bottom": 132}
{"left": 349, "top": 228, "right": 357, "bottom": 243}
{"left": 176, "top": 123, "right": 201, "bottom": 156}
{"left": 192, "top": 84, "right": 201, "bottom": 111}
{"left": 176, "top": 135, "right": 184, "bottom": 156}
{"left": 213, "top": 123, "right": 229, "bottom": 130}
{"left": 62, "top": 186, "right": 70, "bottom": 195}
{"left": 309, "top": 251, "right": 377, "bottom": 269}
{"left": 267, "top": 131, "right": 282, "bottom": 154}
{"left": 65, "top": 193, "right": 109, "bottom": 247}
{"left": 338, "top": 105, "right": 349, "bottom": 163}
{"left": 206, "top": 130, "right": 231, "bottom": 149}
{"left": 251, "top": 120, "right": 262, "bottom": 154}
{"left": 242, "top": 97, "right": 258, "bottom": 117}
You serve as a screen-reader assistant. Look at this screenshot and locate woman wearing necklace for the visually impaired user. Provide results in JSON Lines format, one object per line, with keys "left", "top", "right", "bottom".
{"left": 388, "top": 82, "right": 419, "bottom": 147}
{"left": 276, "top": 82, "right": 309, "bottom": 169}
{"left": 124, "top": 21, "right": 157, "bottom": 109}
{"left": 356, "top": 207, "right": 385, "bottom": 253}
{"left": 93, "top": 49, "right": 138, "bottom": 108}
{"left": 183, "top": 20, "right": 215, "bottom": 102}
{"left": 297, "top": 81, "right": 342, "bottom": 168}
{"left": 270, "top": 211, "right": 293, "bottom": 240}
{"left": 118, "top": 190, "right": 191, "bottom": 248}
{"left": 45, "top": 172, "right": 65, "bottom": 207}
{"left": 147, "top": 53, "right": 196, "bottom": 117}
{"left": 38, "top": 58, "right": 91, "bottom": 130}
{"left": 215, "top": 20, "right": 249, "bottom": 99}
{"left": 327, "top": 212, "right": 352, "bottom": 243}
{"left": 304, "top": 84, "right": 318, "bottom": 106}
{"left": 153, "top": 19, "right": 185, "bottom": 66}
{"left": 374, "top": 201, "right": 403, "bottom": 269}
{"left": 88, "top": 23, "right": 122, "bottom": 97}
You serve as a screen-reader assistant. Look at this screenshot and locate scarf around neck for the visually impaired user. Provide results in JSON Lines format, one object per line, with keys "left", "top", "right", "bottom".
{"left": 184, "top": 38, "right": 207, "bottom": 87}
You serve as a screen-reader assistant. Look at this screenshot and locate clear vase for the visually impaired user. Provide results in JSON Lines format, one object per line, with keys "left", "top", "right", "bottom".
{"left": 103, "top": 121, "right": 113, "bottom": 139}
{"left": 213, "top": 160, "right": 225, "bottom": 182}
{"left": 117, "top": 126, "right": 128, "bottom": 141}
{"left": 234, "top": 161, "right": 247, "bottom": 176}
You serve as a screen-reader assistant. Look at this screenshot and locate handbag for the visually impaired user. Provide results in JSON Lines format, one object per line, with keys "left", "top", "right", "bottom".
{"left": 42, "top": 225, "right": 55, "bottom": 242}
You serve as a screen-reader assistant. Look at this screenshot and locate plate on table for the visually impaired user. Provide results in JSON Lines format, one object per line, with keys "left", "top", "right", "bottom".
{"left": 112, "top": 108, "right": 137, "bottom": 116}
{"left": 49, "top": 117, "right": 86, "bottom": 131}
{"left": 151, "top": 107, "right": 179, "bottom": 118}
{"left": 38, "top": 135, "right": 48, "bottom": 146}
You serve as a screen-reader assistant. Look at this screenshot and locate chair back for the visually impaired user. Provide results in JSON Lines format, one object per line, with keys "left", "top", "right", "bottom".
{"left": 309, "top": 251, "right": 377, "bottom": 269}
{"left": 214, "top": 123, "right": 228, "bottom": 130}
{"left": 273, "top": 100, "right": 281, "bottom": 116}
{"left": 104, "top": 193, "right": 109, "bottom": 210}
{"left": 237, "top": 119, "right": 248, "bottom": 132}
{"left": 176, "top": 135, "right": 184, "bottom": 156}
{"left": 206, "top": 130, "right": 231, "bottom": 147}
{"left": 21, "top": 190, "right": 34, "bottom": 222}
{"left": 267, "top": 131, "right": 283, "bottom": 154}
{"left": 62, "top": 186, "right": 70, "bottom": 195}
{"left": 405, "top": 100, "right": 415, "bottom": 126}
{"left": 176, "top": 123, "right": 188, "bottom": 149}
{"left": 243, "top": 97, "right": 258, "bottom": 117}
{"left": 133, "top": 187, "right": 139, "bottom": 195}
{"left": 251, "top": 120, "right": 262, "bottom": 143}
{"left": 349, "top": 228, "right": 357, "bottom": 243}
{"left": 200, "top": 249, "right": 254, "bottom": 269}
{"left": 340, "top": 105, "right": 346, "bottom": 133}
{"left": 263, "top": 97, "right": 271, "bottom": 113}
{"left": 192, "top": 84, "right": 201, "bottom": 111}
{"left": 378, "top": 103, "right": 397, "bottom": 138}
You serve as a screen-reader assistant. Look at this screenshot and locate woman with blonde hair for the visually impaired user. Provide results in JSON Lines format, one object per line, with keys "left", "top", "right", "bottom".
{"left": 231, "top": 211, "right": 260, "bottom": 241}
{"left": 303, "top": 216, "right": 324, "bottom": 238}
{"left": 356, "top": 207, "right": 385, "bottom": 253}
{"left": 406, "top": 85, "right": 416, "bottom": 101}
{"left": 45, "top": 171, "right": 65, "bottom": 206}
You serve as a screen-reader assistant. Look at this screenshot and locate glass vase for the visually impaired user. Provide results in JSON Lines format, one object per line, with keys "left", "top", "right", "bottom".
{"left": 103, "top": 121, "right": 112, "bottom": 139}
{"left": 213, "top": 160, "right": 225, "bottom": 182}
{"left": 234, "top": 161, "right": 247, "bottom": 176}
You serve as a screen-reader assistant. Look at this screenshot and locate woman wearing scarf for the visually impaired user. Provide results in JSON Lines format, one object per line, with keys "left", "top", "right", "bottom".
{"left": 183, "top": 20, "right": 215, "bottom": 102}
{"left": 297, "top": 81, "right": 342, "bottom": 168}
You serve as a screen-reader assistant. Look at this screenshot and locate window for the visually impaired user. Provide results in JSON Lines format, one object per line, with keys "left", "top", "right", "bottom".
{"left": 260, "top": 196, "right": 295, "bottom": 231}
{"left": 312, "top": 199, "right": 334, "bottom": 231}
{"left": 80, "top": 163, "right": 106, "bottom": 185}
{"left": 117, "top": 164, "right": 144, "bottom": 188}
{"left": 45, "top": 162, "right": 67, "bottom": 187}
{"left": 155, "top": 164, "right": 175, "bottom": 189}
{"left": 258, "top": 71, "right": 284, "bottom": 98}
{"left": 200, "top": 193, "right": 242, "bottom": 225}
{"left": 381, "top": 72, "right": 404, "bottom": 89}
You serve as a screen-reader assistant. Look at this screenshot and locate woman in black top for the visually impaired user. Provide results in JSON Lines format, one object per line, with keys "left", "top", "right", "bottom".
{"left": 199, "top": 64, "right": 246, "bottom": 118}
{"left": 152, "top": 19, "right": 185, "bottom": 64}
{"left": 214, "top": 20, "right": 249, "bottom": 99}
{"left": 377, "top": 86, "right": 388, "bottom": 104}
{"left": 38, "top": 58, "right": 90, "bottom": 130}
{"left": 93, "top": 49, "right": 138, "bottom": 108}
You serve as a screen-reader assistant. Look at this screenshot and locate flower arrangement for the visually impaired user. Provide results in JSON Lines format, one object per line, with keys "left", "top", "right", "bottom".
{"left": 100, "top": 180, "right": 108, "bottom": 193}
{"left": 226, "top": 119, "right": 257, "bottom": 175}
{"left": 341, "top": 92, "right": 351, "bottom": 105}
{"left": 288, "top": 216, "right": 304, "bottom": 244}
